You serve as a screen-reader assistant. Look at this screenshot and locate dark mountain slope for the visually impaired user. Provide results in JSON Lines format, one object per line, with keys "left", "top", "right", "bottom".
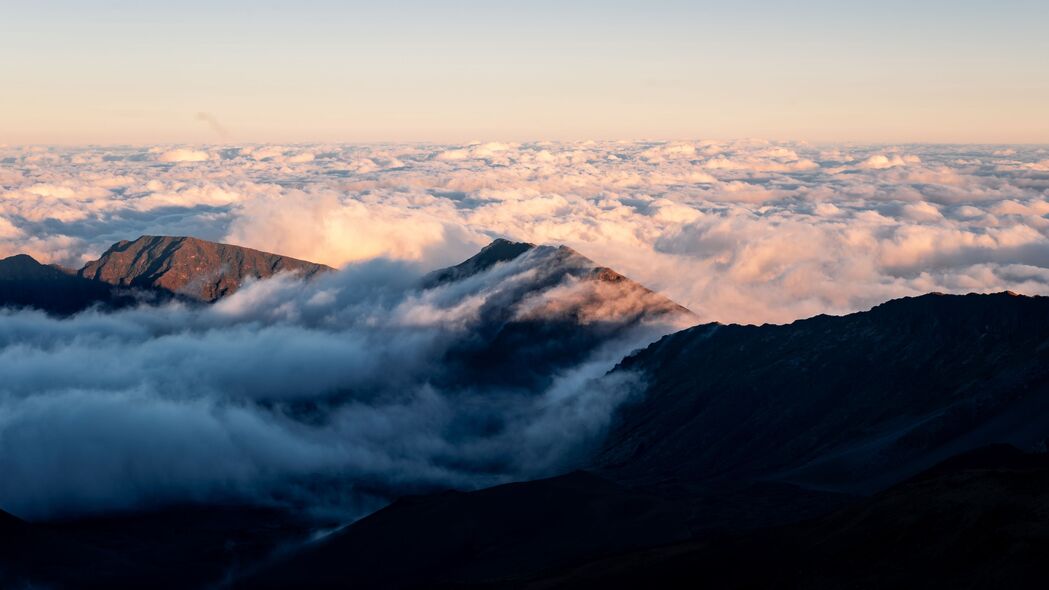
{"left": 521, "top": 445, "right": 1049, "bottom": 590}
{"left": 232, "top": 472, "right": 693, "bottom": 590}
{"left": 233, "top": 445, "right": 1049, "bottom": 590}
{"left": 79, "top": 235, "right": 333, "bottom": 302}
{"left": 10, "top": 444, "right": 1047, "bottom": 589}
{"left": 0, "top": 506, "right": 320, "bottom": 590}
{"left": 595, "top": 291, "right": 1049, "bottom": 495}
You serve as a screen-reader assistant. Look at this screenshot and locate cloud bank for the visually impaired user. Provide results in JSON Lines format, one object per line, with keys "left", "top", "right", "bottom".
{"left": 0, "top": 250, "right": 681, "bottom": 521}
{"left": 2, "top": 141, "right": 1048, "bottom": 324}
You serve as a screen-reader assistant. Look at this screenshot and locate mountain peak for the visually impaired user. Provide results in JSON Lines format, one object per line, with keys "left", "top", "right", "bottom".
{"left": 0, "top": 253, "right": 121, "bottom": 315}
{"left": 0, "top": 253, "right": 49, "bottom": 274}
{"left": 422, "top": 238, "right": 535, "bottom": 286}
{"left": 78, "top": 235, "right": 332, "bottom": 302}
{"left": 1, "top": 253, "right": 39, "bottom": 264}
{"left": 0, "top": 253, "right": 66, "bottom": 280}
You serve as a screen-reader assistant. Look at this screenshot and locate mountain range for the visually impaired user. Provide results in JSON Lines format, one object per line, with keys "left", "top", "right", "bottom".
{"left": 2, "top": 235, "right": 1048, "bottom": 588}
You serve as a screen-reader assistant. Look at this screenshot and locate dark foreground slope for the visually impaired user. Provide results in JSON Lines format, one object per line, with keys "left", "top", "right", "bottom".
{"left": 0, "top": 506, "right": 321, "bottom": 590}
{"left": 232, "top": 445, "right": 1049, "bottom": 590}
{"left": 6, "top": 445, "right": 1049, "bottom": 589}
{"left": 596, "top": 292, "right": 1049, "bottom": 496}
{"left": 522, "top": 445, "right": 1049, "bottom": 590}
{"left": 233, "top": 472, "right": 693, "bottom": 590}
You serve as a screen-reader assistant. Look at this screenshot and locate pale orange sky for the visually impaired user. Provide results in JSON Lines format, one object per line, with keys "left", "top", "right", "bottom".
{"left": 3, "top": 0, "right": 1048, "bottom": 145}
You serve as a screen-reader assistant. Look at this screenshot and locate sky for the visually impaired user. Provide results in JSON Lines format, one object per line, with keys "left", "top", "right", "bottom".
{"left": 2, "top": 0, "right": 1048, "bottom": 144}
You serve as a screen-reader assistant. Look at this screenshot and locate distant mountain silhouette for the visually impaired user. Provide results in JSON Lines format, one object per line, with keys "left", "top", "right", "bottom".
{"left": 0, "top": 253, "right": 131, "bottom": 314}
{"left": 79, "top": 235, "right": 333, "bottom": 302}
{"left": 595, "top": 291, "right": 1049, "bottom": 498}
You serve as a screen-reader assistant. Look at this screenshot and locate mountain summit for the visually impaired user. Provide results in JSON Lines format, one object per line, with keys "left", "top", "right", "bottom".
{"left": 78, "top": 235, "right": 333, "bottom": 302}
{"left": 426, "top": 238, "right": 693, "bottom": 320}
{"left": 422, "top": 238, "right": 696, "bottom": 389}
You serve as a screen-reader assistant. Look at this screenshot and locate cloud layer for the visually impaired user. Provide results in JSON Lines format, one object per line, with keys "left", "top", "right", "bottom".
{"left": 3, "top": 141, "right": 1048, "bottom": 324}
{"left": 0, "top": 250, "right": 682, "bottom": 520}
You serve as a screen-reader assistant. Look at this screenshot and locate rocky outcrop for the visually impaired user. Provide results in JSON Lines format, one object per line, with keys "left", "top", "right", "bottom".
{"left": 78, "top": 235, "right": 333, "bottom": 302}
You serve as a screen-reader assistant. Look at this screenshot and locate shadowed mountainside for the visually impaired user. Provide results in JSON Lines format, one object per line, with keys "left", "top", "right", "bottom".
{"left": 6, "top": 444, "right": 1049, "bottom": 589}
{"left": 516, "top": 444, "right": 1049, "bottom": 590}
{"left": 229, "top": 445, "right": 1049, "bottom": 590}
{"left": 0, "top": 506, "right": 324, "bottom": 590}
{"left": 232, "top": 472, "right": 693, "bottom": 590}
{"left": 595, "top": 291, "right": 1049, "bottom": 497}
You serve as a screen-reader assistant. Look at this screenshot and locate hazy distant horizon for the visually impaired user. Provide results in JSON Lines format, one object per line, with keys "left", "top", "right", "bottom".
{"left": 7, "top": 139, "right": 1049, "bottom": 149}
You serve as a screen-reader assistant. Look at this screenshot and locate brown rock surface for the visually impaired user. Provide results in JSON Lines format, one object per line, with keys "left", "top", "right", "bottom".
{"left": 78, "top": 235, "right": 332, "bottom": 302}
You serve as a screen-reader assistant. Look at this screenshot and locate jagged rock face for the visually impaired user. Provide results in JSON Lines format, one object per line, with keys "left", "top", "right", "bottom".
{"left": 595, "top": 292, "right": 1049, "bottom": 495}
{"left": 78, "top": 235, "right": 333, "bottom": 302}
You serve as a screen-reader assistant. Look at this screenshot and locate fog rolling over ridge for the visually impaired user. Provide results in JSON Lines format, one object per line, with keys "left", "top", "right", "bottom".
{"left": 0, "top": 237, "right": 693, "bottom": 521}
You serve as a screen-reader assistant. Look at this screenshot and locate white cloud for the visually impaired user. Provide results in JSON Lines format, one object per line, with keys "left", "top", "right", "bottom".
{"left": 0, "top": 216, "right": 22, "bottom": 240}
{"left": 157, "top": 148, "right": 210, "bottom": 163}
{"left": 856, "top": 153, "right": 921, "bottom": 170}
{"left": 1, "top": 141, "right": 1048, "bottom": 324}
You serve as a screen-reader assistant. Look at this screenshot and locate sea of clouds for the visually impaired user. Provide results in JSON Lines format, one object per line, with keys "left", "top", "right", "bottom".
{"left": 3, "top": 140, "right": 1048, "bottom": 324}
{"left": 1, "top": 140, "right": 1048, "bottom": 520}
